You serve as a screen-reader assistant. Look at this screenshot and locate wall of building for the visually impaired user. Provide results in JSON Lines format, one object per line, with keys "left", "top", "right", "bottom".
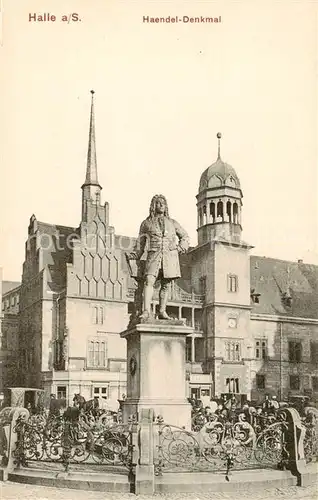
{"left": 66, "top": 297, "right": 128, "bottom": 361}
{"left": 250, "top": 316, "right": 318, "bottom": 401}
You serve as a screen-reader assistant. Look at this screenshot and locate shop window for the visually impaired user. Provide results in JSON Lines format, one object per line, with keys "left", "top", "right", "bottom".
{"left": 94, "top": 386, "right": 108, "bottom": 400}
{"left": 57, "top": 386, "right": 66, "bottom": 399}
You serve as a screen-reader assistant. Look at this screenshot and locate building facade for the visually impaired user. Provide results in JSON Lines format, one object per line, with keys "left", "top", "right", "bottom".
{"left": 0, "top": 276, "right": 20, "bottom": 402}
{"left": 2, "top": 95, "right": 318, "bottom": 406}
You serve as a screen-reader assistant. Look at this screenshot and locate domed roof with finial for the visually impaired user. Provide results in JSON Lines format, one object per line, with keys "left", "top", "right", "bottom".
{"left": 199, "top": 133, "right": 241, "bottom": 192}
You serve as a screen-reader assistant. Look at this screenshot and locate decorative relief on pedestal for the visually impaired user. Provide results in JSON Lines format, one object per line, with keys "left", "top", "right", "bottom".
{"left": 129, "top": 355, "right": 137, "bottom": 376}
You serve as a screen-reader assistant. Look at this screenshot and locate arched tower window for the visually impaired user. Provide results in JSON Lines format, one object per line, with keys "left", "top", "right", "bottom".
{"left": 226, "top": 201, "right": 232, "bottom": 223}
{"left": 198, "top": 208, "right": 202, "bottom": 227}
{"left": 217, "top": 200, "right": 223, "bottom": 219}
{"left": 210, "top": 202, "right": 215, "bottom": 221}
{"left": 233, "top": 202, "right": 238, "bottom": 224}
{"left": 203, "top": 205, "right": 207, "bottom": 225}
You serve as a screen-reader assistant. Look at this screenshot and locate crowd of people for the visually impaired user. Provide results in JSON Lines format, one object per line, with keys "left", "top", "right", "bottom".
{"left": 188, "top": 393, "right": 311, "bottom": 432}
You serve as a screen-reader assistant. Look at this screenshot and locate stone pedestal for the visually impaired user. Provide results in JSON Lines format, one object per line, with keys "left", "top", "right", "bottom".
{"left": 120, "top": 321, "right": 192, "bottom": 429}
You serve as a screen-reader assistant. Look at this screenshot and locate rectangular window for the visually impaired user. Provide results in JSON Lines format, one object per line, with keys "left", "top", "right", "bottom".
{"left": 94, "top": 386, "right": 108, "bottom": 400}
{"left": 256, "top": 374, "right": 265, "bottom": 389}
{"left": 194, "top": 337, "right": 205, "bottom": 362}
{"left": 92, "top": 306, "right": 104, "bottom": 324}
{"left": 186, "top": 336, "right": 192, "bottom": 362}
{"left": 191, "top": 388, "right": 200, "bottom": 400}
{"left": 226, "top": 377, "right": 239, "bottom": 393}
{"left": 93, "top": 306, "right": 98, "bottom": 324}
{"left": 255, "top": 340, "right": 267, "bottom": 360}
{"left": 87, "top": 339, "right": 107, "bottom": 368}
{"left": 288, "top": 341, "right": 302, "bottom": 363}
{"left": 312, "top": 376, "right": 318, "bottom": 392}
{"left": 225, "top": 341, "right": 241, "bottom": 361}
{"left": 228, "top": 274, "right": 238, "bottom": 293}
{"left": 57, "top": 386, "right": 66, "bottom": 399}
{"left": 100, "top": 307, "right": 104, "bottom": 324}
{"left": 310, "top": 342, "right": 318, "bottom": 365}
{"left": 290, "top": 375, "right": 300, "bottom": 390}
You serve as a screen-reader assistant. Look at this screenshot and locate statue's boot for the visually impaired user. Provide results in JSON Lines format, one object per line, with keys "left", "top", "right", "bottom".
{"left": 139, "top": 284, "right": 153, "bottom": 320}
{"left": 158, "top": 311, "right": 171, "bottom": 320}
{"left": 158, "top": 285, "right": 171, "bottom": 320}
{"left": 139, "top": 310, "right": 151, "bottom": 321}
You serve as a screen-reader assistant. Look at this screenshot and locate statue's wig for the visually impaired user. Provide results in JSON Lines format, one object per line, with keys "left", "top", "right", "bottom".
{"left": 149, "top": 194, "right": 169, "bottom": 218}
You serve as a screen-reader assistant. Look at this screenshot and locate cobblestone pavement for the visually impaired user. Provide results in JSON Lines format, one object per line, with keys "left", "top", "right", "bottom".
{"left": 0, "top": 482, "right": 317, "bottom": 500}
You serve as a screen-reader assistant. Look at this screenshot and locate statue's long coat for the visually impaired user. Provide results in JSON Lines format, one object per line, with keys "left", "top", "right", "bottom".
{"left": 137, "top": 216, "right": 189, "bottom": 279}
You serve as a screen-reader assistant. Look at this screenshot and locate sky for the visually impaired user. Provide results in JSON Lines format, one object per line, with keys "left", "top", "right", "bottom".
{"left": 0, "top": 0, "right": 317, "bottom": 281}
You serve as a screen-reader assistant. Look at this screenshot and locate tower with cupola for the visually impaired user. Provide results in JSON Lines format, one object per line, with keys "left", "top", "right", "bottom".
{"left": 197, "top": 133, "right": 243, "bottom": 246}
{"left": 190, "top": 133, "right": 254, "bottom": 401}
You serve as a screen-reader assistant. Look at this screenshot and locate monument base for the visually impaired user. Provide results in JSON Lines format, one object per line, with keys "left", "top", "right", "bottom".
{"left": 120, "top": 321, "right": 192, "bottom": 429}
{"left": 122, "top": 398, "right": 191, "bottom": 429}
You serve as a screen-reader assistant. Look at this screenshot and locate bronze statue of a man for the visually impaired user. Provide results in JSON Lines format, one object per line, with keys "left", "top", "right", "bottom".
{"left": 133, "top": 194, "right": 189, "bottom": 320}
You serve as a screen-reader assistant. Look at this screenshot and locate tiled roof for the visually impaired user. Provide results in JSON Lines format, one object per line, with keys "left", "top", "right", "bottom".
{"left": 250, "top": 256, "right": 318, "bottom": 319}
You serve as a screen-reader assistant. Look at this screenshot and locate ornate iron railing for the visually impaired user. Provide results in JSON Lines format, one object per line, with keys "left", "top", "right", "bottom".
{"left": 191, "top": 409, "right": 280, "bottom": 434}
{"left": 13, "top": 413, "right": 135, "bottom": 473}
{"left": 154, "top": 414, "right": 288, "bottom": 476}
{"left": 302, "top": 407, "right": 318, "bottom": 463}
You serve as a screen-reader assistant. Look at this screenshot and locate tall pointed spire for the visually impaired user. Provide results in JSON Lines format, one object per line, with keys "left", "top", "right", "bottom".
{"left": 81, "top": 91, "right": 104, "bottom": 222}
{"left": 217, "top": 132, "right": 222, "bottom": 160}
{"left": 83, "top": 90, "right": 100, "bottom": 186}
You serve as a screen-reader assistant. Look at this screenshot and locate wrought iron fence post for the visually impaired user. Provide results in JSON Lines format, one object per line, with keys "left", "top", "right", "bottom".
{"left": 0, "top": 407, "right": 29, "bottom": 480}
{"left": 61, "top": 420, "right": 72, "bottom": 472}
{"left": 153, "top": 415, "right": 163, "bottom": 476}
{"left": 135, "top": 408, "right": 155, "bottom": 495}
{"left": 279, "top": 407, "right": 313, "bottom": 486}
{"left": 129, "top": 417, "right": 139, "bottom": 493}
